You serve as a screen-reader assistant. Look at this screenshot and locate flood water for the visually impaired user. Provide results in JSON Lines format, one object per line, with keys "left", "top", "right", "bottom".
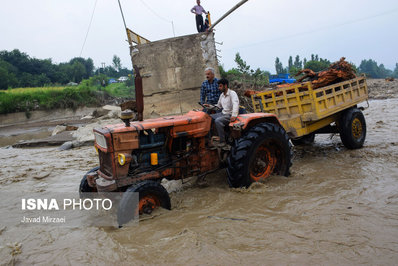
{"left": 1, "top": 99, "right": 398, "bottom": 265}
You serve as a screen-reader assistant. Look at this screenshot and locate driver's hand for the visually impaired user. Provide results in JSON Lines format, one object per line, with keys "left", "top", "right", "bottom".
{"left": 203, "top": 104, "right": 210, "bottom": 107}
{"left": 230, "top": 116, "right": 237, "bottom": 122}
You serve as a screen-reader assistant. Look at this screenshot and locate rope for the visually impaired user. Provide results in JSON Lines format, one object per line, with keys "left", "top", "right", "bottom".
{"left": 138, "top": 0, "right": 175, "bottom": 37}
{"left": 80, "top": 0, "right": 98, "bottom": 57}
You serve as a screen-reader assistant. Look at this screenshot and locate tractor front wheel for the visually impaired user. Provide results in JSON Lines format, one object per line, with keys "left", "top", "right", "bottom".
{"left": 117, "top": 180, "right": 171, "bottom": 226}
{"left": 227, "top": 123, "right": 292, "bottom": 188}
{"left": 79, "top": 166, "right": 99, "bottom": 197}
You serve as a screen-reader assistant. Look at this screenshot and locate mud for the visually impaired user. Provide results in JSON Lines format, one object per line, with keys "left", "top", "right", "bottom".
{"left": 0, "top": 97, "right": 397, "bottom": 265}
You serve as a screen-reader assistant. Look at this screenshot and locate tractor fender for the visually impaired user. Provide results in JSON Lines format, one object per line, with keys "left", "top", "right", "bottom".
{"left": 229, "top": 113, "right": 283, "bottom": 133}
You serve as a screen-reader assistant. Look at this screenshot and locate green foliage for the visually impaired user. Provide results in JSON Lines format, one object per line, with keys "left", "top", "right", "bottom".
{"left": 0, "top": 60, "right": 18, "bottom": 89}
{"left": 221, "top": 53, "right": 269, "bottom": 88}
{"left": 393, "top": 63, "right": 398, "bottom": 78}
{"left": 251, "top": 68, "right": 270, "bottom": 87}
{"left": 235, "top": 53, "right": 250, "bottom": 76}
{"left": 104, "top": 83, "right": 135, "bottom": 98}
{"left": 304, "top": 59, "right": 331, "bottom": 72}
{"left": 358, "top": 59, "right": 393, "bottom": 78}
{"left": 294, "top": 55, "right": 302, "bottom": 69}
{"left": 275, "top": 57, "right": 284, "bottom": 74}
{"left": 288, "top": 56, "right": 293, "bottom": 70}
{"left": 0, "top": 49, "right": 95, "bottom": 88}
{"left": 112, "top": 55, "right": 122, "bottom": 72}
{"left": 288, "top": 66, "right": 301, "bottom": 76}
{"left": 88, "top": 74, "right": 108, "bottom": 89}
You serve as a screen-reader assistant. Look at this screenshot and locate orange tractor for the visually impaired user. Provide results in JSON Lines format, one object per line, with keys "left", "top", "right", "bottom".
{"left": 80, "top": 105, "right": 292, "bottom": 225}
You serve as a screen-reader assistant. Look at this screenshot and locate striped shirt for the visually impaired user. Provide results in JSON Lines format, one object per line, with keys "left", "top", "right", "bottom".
{"left": 200, "top": 78, "right": 220, "bottom": 105}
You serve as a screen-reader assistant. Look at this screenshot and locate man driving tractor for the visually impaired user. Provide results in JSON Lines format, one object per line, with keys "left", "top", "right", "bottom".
{"left": 204, "top": 78, "right": 239, "bottom": 148}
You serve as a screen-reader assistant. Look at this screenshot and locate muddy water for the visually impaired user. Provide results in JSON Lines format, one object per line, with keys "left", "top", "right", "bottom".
{"left": 1, "top": 99, "right": 398, "bottom": 265}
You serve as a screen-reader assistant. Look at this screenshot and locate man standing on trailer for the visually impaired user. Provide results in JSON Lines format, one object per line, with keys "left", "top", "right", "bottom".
{"left": 191, "top": 0, "right": 207, "bottom": 32}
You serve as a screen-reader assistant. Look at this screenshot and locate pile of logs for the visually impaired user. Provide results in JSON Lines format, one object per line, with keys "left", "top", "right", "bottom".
{"left": 244, "top": 57, "right": 357, "bottom": 97}
{"left": 295, "top": 57, "right": 356, "bottom": 89}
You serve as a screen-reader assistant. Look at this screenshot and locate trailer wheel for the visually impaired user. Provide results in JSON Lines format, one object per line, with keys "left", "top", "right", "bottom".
{"left": 339, "top": 108, "right": 366, "bottom": 149}
{"left": 291, "top": 133, "right": 315, "bottom": 146}
{"left": 79, "top": 166, "right": 99, "bottom": 197}
{"left": 226, "top": 123, "right": 292, "bottom": 188}
{"left": 117, "top": 180, "right": 171, "bottom": 226}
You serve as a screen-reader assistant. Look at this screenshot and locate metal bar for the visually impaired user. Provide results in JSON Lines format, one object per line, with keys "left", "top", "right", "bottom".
{"left": 118, "top": 0, "right": 128, "bottom": 39}
{"left": 208, "top": 0, "right": 249, "bottom": 31}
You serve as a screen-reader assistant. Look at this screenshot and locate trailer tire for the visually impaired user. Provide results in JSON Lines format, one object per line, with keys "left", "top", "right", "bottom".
{"left": 339, "top": 108, "right": 366, "bottom": 149}
{"left": 291, "top": 133, "right": 315, "bottom": 146}
{"left": 117, "top": 180, "right": 171, "bottom": 226}
{"left": 226, "top": 123, "right": 292, "bottom": 188}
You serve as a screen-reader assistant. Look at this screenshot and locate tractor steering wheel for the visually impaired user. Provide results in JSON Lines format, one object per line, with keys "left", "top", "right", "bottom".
{"left": 198, "top": 102, "right": 221, "bottom": 111}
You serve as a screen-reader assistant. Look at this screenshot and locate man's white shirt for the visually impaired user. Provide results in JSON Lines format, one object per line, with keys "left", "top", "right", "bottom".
{"left": 216, "top": 89, "right": 240, "bottom": 117}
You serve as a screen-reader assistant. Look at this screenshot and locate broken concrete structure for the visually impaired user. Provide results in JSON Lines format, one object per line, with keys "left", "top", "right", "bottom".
{"left": 132, "top": 32, "right": 220, "bottom": 118}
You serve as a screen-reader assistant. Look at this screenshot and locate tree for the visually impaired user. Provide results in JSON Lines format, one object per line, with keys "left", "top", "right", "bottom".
{"left": 288, "top": 56, "right": 293, "bottom": 70}
{"left": 379, "top": 64, "right": 392, "bottom": 78}
{"left": 69, "top": 57, "right": 93, "bottom": 79}
{"left": 358, "top": 59, "right": 393, "bottom": 78}
{"left": 0, "top": 59, "right": 18, "bottom": 89}
{"left": 275, "top": 57, "right": 284, "bottom": 74}
{"left": 288, "top": 66, "right": 300, "bottom": 76}
{"left": 251, "top": 68, "right": 269, "bottom": 87}
{"left": 112, "top": 55, "right": 122, "bottom": 72}
{"left": 294, "top": 55, "right": 302, "bottom": 69}
{"left": 234, "top": 53, "right": 251, "bottom": 84}
{"left": 235, "top": 53, "right": 250, "bottom": 75}
{"left": 393, "top": 63, "right": 398, "bottom": 78}
{"left": 304, "top": 60, "right": 331, "bottom": 72}
{"left": 68, "top": 61, "right": 86, "bottom": 83}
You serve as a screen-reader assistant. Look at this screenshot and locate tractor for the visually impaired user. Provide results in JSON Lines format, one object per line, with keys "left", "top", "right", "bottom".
{"left": 80, "top": 100, "right": 292, "bottom": 226}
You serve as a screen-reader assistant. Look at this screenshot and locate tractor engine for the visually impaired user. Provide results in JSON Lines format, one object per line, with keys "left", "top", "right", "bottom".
{"left": 128, "top": 129, "right": 171, "bottom": 175}
{"left": 92, "top": 110, "right": 216, "bottom": 192}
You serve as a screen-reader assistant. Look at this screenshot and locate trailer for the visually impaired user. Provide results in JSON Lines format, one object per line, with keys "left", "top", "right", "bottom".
{"left": 250, "top": 75, "right": 368, "bottom": 148}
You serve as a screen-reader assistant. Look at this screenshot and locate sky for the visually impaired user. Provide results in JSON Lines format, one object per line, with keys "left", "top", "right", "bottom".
{"left": 1, "top": 0, "right": 398, "bottom": 73}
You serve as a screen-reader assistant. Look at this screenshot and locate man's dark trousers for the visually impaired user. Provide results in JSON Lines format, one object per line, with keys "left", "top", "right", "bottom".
{"left": 196, "top": 15, "right": 204, "bottom": 32}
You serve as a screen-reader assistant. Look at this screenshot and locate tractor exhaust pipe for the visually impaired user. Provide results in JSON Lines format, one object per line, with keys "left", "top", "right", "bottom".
{"left": 134, "top": 65, "right": 144, "bottom": 121}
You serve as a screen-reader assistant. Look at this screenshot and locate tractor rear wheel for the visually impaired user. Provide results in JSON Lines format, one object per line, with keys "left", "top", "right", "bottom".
{"left": 227, "top": 123, "right": 292, "bottom": 188}
{"left": 117, "top": 180, "right": 171, "bottom": 226}
{"left": 339, "top": 108, "right": 366, "bottom": 149}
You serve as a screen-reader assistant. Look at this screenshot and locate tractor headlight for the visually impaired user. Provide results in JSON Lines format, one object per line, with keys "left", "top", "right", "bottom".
{"left": 118, "top": 153, "right": 126, "bottom": 166}
{"left": 94, "top": 132, "right": 107, "bottom": 149}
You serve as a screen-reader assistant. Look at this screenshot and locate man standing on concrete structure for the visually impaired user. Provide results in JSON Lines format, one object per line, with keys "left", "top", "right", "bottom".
{"left": 200, "top": 67, "right": 220, "bottom": 105}
{"left": 205, "top": 78, "right": 240, "bottom": 148}
{"left": 191, "top": 0, "right": 207, "bottom": 33}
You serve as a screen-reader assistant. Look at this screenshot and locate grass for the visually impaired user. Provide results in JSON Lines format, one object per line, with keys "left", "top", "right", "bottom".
{"left": 4, "top": 86, "right": 67, "bottom": 94}
{"left": 0, "top": 86, "right": 97, "bottom": 114}
{"left": 0, "top": 81, "right": 135, "bottom": 115}
{"left": 104, "top": 83, "right": 135, "bottom": 98}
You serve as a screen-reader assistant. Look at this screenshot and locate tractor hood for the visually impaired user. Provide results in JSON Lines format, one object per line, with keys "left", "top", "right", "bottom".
{"left": 99, "top": 110, "right": 212, "bottom": 138}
